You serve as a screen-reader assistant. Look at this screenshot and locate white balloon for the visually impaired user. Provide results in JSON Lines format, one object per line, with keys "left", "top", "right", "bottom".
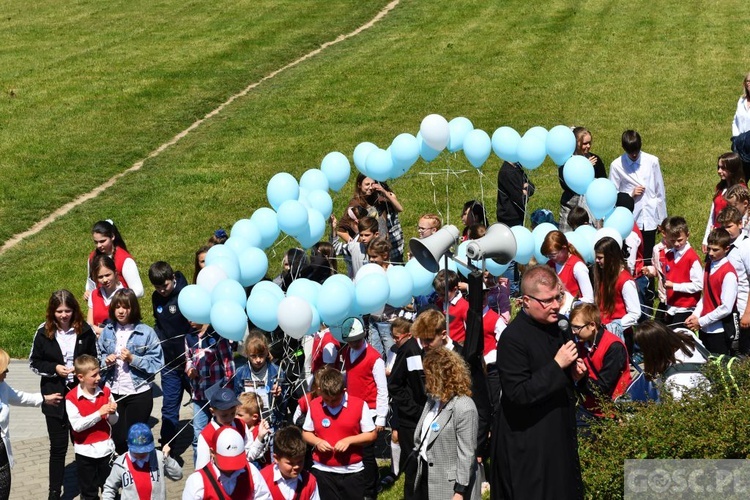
{"left": 594, "top": 227, "right": 623, "bottom": 249}
{"left": 196, "top": 265, "right": 229, "bottom": 293}
{"left": 420, "top": 114, "right": 450, "bottom": 151}
{"left": 277, "top": 296, "right": 313, "bottom": 339}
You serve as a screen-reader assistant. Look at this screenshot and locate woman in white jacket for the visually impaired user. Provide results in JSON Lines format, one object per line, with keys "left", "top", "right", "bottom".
{"left": 0, "top": 349, "right": 62, "bottom": 500}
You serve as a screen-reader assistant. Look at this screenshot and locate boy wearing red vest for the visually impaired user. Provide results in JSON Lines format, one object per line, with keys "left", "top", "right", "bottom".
{"left": 65, "top": 354, "right": 118, "bottom": 500}
{"left": 338, "top": 317, "right": 388, "bottom": 499}
{"left": 718, "top": 206, "right": 750, "bottom": 355}
{"left": 302, "top": 366, "right": 377, "bottom": 500}
{"left": 661, "top": 217, "right": 703, "bottom": 328}
{"left": 260, "top": 426, "right": 320, "bottom": 500}
{"left": 183, "top": 426, "right": 271, "bottom": 500}
{"left": 102, "top": 423, "right": 182, "bottom": 499}
{"left": 310, "top": 327, "right": 340, "bottom": 376}
{"left": 433, "top": 270, "right": 469, "bottom": 350}
{"left": 686, "top": 228, "right": 738, "bottom": 355}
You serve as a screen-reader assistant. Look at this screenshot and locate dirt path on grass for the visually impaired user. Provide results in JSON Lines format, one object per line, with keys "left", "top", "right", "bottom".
{"left": 0, "top": 0, "right": 400, "bottom": 258}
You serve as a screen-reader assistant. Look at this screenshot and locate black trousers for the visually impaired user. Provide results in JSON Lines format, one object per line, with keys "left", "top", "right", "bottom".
{"left": 0, "top": 438, "right": 10, "bottom": 500}
{"left": 396, "top": 424, "right": 416, "bottom": 481}
{"left": 311, "top": 468, "right": 365, "bottom": 500}
{"left": 700, "top": 330, "right": 731, "bottom": 355}
{"left": 45, "top": 415, "right": 70, "bottom": 497}
{"left": 362, "top": 438, "right": 378, "bottom": 497}
{"left": 75, "top": 453, "right": 111, "bottom": 500}
{"left": 111, "top": 389, "right": 153, "bottom": 454}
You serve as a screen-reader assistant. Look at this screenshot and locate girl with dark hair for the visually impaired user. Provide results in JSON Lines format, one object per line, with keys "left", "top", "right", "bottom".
{"left": 702, "top": 152, "right": 746, "bottom": 250}
{"left": 192, "top": 244, "right": 211, "bottom": 284}
{"left": 593, "top": 237, "right": 641, "bottom": 351}
{"left": 461, "top": 200, "right": 488, "bottom": 240}
{"left": 273, "top": 248, "right": 310, "bottom": 291}
{"left": 86, "top": 254, "right": 123, "bottom": 336}
{"left": 85, "top": 220, "right": 143, "bottom": 299}
{"left": 541, "top": 231, "right": 594, "bottom": 303}
{"left": 29, "top": 290, "right": 97, "bottom": 500}
{"left": 98, "top": 289, "right": 164, "bottom": 454}
{"left": 634, "top": 320, "right": 709, "bottom": 399}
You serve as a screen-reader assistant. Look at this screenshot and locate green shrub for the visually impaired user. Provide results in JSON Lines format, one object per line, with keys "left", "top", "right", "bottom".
{"left": 579, "top": 358, "right": 750, "bottom": 498}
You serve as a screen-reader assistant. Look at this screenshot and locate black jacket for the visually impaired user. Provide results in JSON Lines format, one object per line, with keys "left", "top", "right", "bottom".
{"left": 29, "top": 323, "right": 98, "bottom": 419}
{"left": 152, "top": 271, "right": 191, "bottom": 366}
{"left": 496, "top": 161, "right": 535, "bottom": 226}
{"left": 386, "top": 337, "right": 426, "bottom": 429}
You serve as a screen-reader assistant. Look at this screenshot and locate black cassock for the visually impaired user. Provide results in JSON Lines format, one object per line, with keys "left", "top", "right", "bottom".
{"left": 489, "top": 310, "right": 583, "bottom": 500}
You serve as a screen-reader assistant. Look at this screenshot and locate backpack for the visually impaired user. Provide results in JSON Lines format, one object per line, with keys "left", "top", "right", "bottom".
{"left": 662, "top": 341, "right": 740, "bottom": 396}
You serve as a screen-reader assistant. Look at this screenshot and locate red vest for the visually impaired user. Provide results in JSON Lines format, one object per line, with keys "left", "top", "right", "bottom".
{"left": 631, "top": 223, "right": 645, "bottom": 276}
{"left": 65, "top": 386, "right": 112, "bottom": 445}
{"left": 712, "top": 190, "right": 728, "bottom": 228}
{"left": 600, "top": 269, "right": 633, "bottom": 325}
{"left": 201, "top": 418, "right": 247, "bottom": 450}
{"left": 260, "top": 465, "right": 318, "bottom": 500}
{"left": 549, "top": 254, "right": 585, "bottom": 298}
{"left": 445, "top": 296, "right": 469, "bottom": 344}
{"left": 482, "top": 309, "right": 501, "bottom": 357}
{"left": 90, "top": 288, "right": 110, "bottom": 326}
{"left": 702, "top": 260, "right": 737, "bottom": 315}
{"left": 125, "top": 453, "right": 153, "bottom": 499}
{"left": 199, "top": 464, "right": 254, "bottom": 500}
{"left": 341, "top": 345, "right": 380, "bottom": 408}
{"left": 662, "top": 247, "right": 701, "bottom": 308}
{"left": 581, "top": 330, "right": 632, "bottom": 417}
{"left": 308, "top": 395, "right": 365, "bottom": 467}
{"left": 297, "top": 394, "right": 309, "bottom": 416}
{"left": 311, "top": 330, "right": 340, "bottom": 375}
{"left": 88, "top": 247, "right": 134, "bottom": 289}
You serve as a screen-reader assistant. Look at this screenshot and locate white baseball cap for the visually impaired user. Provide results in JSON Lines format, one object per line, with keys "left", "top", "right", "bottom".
{"left": 213, "top": 426, "right": 247, "bottom": 471}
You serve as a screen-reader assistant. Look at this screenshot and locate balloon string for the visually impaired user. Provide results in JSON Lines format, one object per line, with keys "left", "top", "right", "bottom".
{"left": 445, "top": 155, "right": 451, "bottom": 225}
{"left": 477, "top": 168, "right": 486, "bottom": 218}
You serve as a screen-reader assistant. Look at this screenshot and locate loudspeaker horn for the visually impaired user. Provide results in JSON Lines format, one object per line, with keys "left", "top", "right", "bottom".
{"left": 408, "top": 225, "right": 460, "bottom": 273}
{"left": 465, "top": 223, "right": 517, "bottom": 264}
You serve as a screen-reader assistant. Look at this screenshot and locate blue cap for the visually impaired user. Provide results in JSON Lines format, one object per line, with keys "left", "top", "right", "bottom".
{"left": 209, "top": 387, "right": 240, "bottom": 410}
{"left": 530, "top": 209, "right": 557, "bottom": 228}
{"left": 127, "top": 423, "right": 155, "bottom": 453}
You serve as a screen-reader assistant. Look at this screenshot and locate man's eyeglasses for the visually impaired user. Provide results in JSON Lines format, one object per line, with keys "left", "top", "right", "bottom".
{"left": 525, "top": 293, "right": 564, "bottom": 308}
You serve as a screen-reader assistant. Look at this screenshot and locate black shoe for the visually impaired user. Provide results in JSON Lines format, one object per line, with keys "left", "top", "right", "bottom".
{"left": 48, "top": 491, "right": 61, "bottom": 500}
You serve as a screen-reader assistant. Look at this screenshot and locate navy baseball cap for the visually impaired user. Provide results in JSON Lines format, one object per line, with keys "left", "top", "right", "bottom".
{"left": 127, "top": 423, "right": 155, "bottom": 454}
{"left": 209, "top": 387, "right": 240, "bottom": 411}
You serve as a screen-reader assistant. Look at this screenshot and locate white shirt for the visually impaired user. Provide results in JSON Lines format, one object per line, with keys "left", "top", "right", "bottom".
{"left": 182, "top": 462, "right": 270, "bottom": 500}
{"left": 609, "top": 151, "right": 667, "bottom": 231}
{"left": 665, "top": 243, "right": 704, "bottom": 315}
{"left": 0, "top": 382, "right": 43, "bottom": 468}
{"left": 645, "top": 241, "right": 668, "bottom": 303}
{"left": 110, "top": 324, "right": 138, "bottom": 395}
{"left": 703, "top": 188, "right": 727, "bottom": 246}
{"left": 664, "top": 339, "right": 710, "bottom": 400}
{"left": 620, "top": 279, "right": 641, "bottom": 328}
{"left": 302, "top": 393, "right": 375, "bottom": 473}
{"left": 728, "top": 233, "right": 750, "bottom": 316}
{"left": 732, "top": 96, "right": 750, "bottom": 137}
{"left": 263, "top": 464, "right": 320, "bottom": 500}
{"left": 55, "top": 327, "right": 77, "bottom": 384}
{"left": 418, "top": 398, "right": 443, "bottom": 461}
{"left": 555, "top": 259, "right": 594, "bottom": 303}
{"left": 65, "top": 385, "right": 118, "bottom": 458}
{"left": 693, "top": 256, "right": 738, "bottom": 333}
{"left": 344, "top": 341, "right": 388, "bottom": 426}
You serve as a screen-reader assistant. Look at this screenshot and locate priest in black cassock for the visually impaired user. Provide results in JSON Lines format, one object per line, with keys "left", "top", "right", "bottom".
{"left": 490, "top": 265, "right": 585, "bottom": 500}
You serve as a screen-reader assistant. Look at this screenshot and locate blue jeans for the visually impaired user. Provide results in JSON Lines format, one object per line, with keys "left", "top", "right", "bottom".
{"left": 368, "top": 320, "right": 394, "bottom": 359}
{"left": 502, "top": 261, "right": 520, "bottom": 297}
{"left": 191, "top": 400, "right": 212, "bottom": 464}
{"left": 160, "top": 367, "right": 191, "bottom": 445}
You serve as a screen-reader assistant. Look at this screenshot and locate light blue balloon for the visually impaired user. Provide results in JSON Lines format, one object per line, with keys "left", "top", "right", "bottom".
{"left": 323, "top": 274, "right": 357, "bottom": 302}
{"left": 524, "top": 126, "right": 549, "bottom": 143}
{"left": 417, "top": 132, "right": 441, "bottom": 162}
{"left": 510, "top": 226, "right": 534, "bottom": 264}
{"left": 297, "top": 187, "right": 311, "bottom": 209}
{"left": 485, "top": 258, "right": 510, "bottom": 277}
{"left": 306, "top": 189, "right": 333, "bottom": 220}
{"left": 318, "top": 280, "right": 354, "bottom": 325}
{"left": 178, "top": 285, "right": 212, "bottom": 324}
{"left": 532, "top": 223, "right": 557, "bottom": 245}
{"left": 585, "top": 178, "right": 618, "bottom": 219}
{"left": 287, "top": 278, "right": 322, "bottom": 307}
{"left": 212, "top": 257, "right": 241, "bottom": 282}
{"left": 455, "top": 241, "right": 472, "bottom": 277}
{"left": 320, "top": 152, "right": 351, "bottom": 192}
{"left": 386, "top": 265, "right": 414, "bottom": 307}
{"left": 565, "top": 230, "right": 593, "bottom": 264}
{"left": 406, "top": 258, "right": 437, "bottom": 296}
{"left": 390, "top": 133, "right": 420, "bottom": 175}
{"left": 438, "top": 256, "right": 458, "bottom": 273}
{"left": 355, "top": 273, "right": 390, "bottom": 314}
{"left": 277, "top": 200, "right": 309, "bottom": 237}
{"left": 205, "top": 244, "right": 237, "bottom": 268}
{"left": 266, "top": 172, "right": 299, "bottom": 211}
{"left": 604, "top": 207, "right": 635, "bottom": 240}
{"left": 574, "top": 226, "right": 597, "bottom": 264}
{"left": 353, "top": 142, "right": 378, "bottom": 175}
{"left": 306, "top": 306, "right": 321, "bottom": 335}
{"left": 250, "top": 281, "right": 284, "bottom": 302}
{"left": 533, "top": 239, "right": 549, "bottom": 264}
{"left": 447, "top": 117, "right": 474, "bottom": 152}
{"left": 563, "top": 156, "right": 595, "bottom": 195}
{"left": 296, "top": 209, "right": 327, "bottom": 249}
{"left": 365, "top": 148, "right": 393, "bottom": 182}
{"left": 546, "top": 125, "right": 576, "bottom": 165}
{"left": 211, "top": 279, "right": 247, "bottom": 309}
{"left": 492, "top": 126, "right": 521, "bottom": 163}
{"left": 300, "top": 169, "right": 330, "bottom": 192}
{"left": 246, "top": 291, "right": 281, "bottom": 332}
{"left": 230, "top": 219, "right": 262, "bottom": 248}
{"left": 211, "top": 301, "right": 247, "bottom": 342}
{"left": 517, "top": 135, "right": 546, "bottom": 170}
{"left": 250, "top": 208, "right": 280, "bottom": 249}
{"left": 238, "top": 247, "right": 268, "bottom": 287}
{"left": 463, "top": 129, "right": 492, "bottom": 169}
{"left": 224, "top": 236, "right": 252, "bottom": 257}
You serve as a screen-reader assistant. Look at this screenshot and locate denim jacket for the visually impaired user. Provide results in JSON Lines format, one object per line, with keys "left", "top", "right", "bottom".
{"left": 98, "top": 322, "right": 164, "bottom": 390}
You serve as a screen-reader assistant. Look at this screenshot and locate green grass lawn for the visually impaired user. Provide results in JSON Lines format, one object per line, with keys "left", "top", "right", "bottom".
{"left": 0, "top": 0, "right": 747, "bottom": 357}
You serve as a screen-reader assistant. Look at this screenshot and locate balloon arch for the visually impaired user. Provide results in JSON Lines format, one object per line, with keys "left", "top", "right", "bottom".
{"left": 178, "top": 114, "right": 633, "bottom": 343}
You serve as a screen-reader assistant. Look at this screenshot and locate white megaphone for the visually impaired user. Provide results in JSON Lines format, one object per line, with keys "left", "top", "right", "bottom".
{"left": 465, "top": 223, "right": 517, "bottom": 264}
{"left": 408, "top": 225, "right": 460, "bottom": 273}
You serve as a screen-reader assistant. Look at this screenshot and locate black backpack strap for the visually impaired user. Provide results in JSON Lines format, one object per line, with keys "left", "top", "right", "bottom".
{"left": 662, "top": 362, "right": 705, "bottom": 380}
{"left": 202, "top": 466, "right": 227, "bottom": 500}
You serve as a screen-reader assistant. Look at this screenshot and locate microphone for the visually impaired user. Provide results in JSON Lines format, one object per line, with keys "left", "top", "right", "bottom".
{"left": 557, "top": 313, "right": 573, "bottom": 343}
